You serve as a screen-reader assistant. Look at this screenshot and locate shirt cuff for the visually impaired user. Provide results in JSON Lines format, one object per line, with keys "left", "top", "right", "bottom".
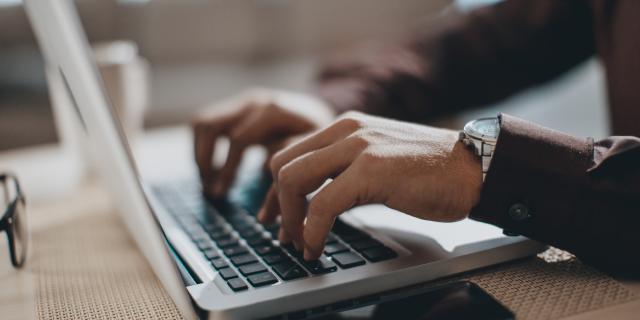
{"left": 469, "top": 113, "right": 593, "bottom": 243}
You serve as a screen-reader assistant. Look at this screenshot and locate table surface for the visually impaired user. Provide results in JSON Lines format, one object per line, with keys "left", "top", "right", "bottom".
{"left": 1, "top": 127, "right": 639, "bottom": 320}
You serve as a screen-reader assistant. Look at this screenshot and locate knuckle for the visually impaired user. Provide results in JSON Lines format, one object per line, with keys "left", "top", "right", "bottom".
{"left": 239, "top": 103, "right": 257, "bottom": 114}
{"left": 355, "top": 152, "right": 379, "bottom": 172}
{"left": 228, "top": 129, "right": 247, "bottom": 146}
{"left": 269, "top": 153, "right": 285, "bottom": 178}
{"left": 360, "top": 151, "right": 379, "bottom": 162}
{"left": 191, "top": 117, "right": 206, "bottom": 131}
{"left": 278, "top": 164, "right": 300, "bottom": 192}
{"left": 335, "top": 113, "right": 364, "bottom": 131}
{"left": 264, "top": 102, "right": 280, "bottom": 112}
{"left": 347, "top": 132, "right": 371, "bottom": 149}
{"left": 276, "top": 164, "right": 295, "bottom": 189}
{"left": 341, "top": 110, "right": 364, "bottom": 119}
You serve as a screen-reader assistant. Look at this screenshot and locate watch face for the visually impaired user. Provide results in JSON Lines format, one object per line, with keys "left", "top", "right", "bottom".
{"left": 465, "top": 117, "right": 500, "bottom": 141}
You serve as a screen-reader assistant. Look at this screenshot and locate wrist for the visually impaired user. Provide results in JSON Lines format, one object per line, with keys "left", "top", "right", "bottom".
{"left": 453, "top": 140, "right": 483, "bottom": 210}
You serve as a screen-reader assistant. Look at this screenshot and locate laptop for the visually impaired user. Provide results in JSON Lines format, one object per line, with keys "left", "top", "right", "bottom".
{"left": 24, "top": 0, "right": 546, "bottom": 319}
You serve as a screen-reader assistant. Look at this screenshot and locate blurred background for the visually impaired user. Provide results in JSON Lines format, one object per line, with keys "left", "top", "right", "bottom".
{"left": 0, "top": 0, "right": 610, "bottom": 202}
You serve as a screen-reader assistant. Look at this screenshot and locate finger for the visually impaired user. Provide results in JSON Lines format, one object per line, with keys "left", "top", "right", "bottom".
{"left": 263, "top": 134, "right": 305, "bottom": 173}
{"left": 263, "top": 139, "right": 286, "bottom": 172}
{"left": 192, "top": 110, "right": 243, "bottom": 191}
{"left": 212, "top": 141, "right": 245, "bottom": 197}
{"left": 278, "top": 227, "right": 291, "bottom": 245}
{"left": 193, "top": 123, "right": 216, "bottom": 182}
{"left": 213, "top": 107, "right": 276, "bottom": 196}
{"left": 303, "top": 166, "right": 361, "bottom": 260}
{"left": 270, "top": 117, "right": 361, "bottom": 184}
{"left": 277, "top": 137, "right": 364, "bottom": 251}
{"left": 257, "top": 185, "right": 280, "bottom": 224}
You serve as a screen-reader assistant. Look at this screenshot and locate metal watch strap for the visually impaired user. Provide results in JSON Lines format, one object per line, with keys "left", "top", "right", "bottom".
{"left": 459, "top": 132, "right": 494, "bottom": 182}
{"left": 480, "top": 141, "right": 494, "bottom": 181}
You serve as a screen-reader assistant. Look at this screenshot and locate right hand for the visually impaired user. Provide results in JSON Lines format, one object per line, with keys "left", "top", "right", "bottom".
{"left": 192, "top": 88, "right": 335, "bottom": 197}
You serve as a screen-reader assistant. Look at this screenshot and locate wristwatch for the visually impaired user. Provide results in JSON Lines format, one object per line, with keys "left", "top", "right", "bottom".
{"left": 459, "top": 117, "right": 500, "bottom": 181}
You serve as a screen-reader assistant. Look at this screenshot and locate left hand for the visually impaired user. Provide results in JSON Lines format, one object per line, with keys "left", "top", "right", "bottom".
{"left": 260, "top": 111, "right": 483, "bottom": 260}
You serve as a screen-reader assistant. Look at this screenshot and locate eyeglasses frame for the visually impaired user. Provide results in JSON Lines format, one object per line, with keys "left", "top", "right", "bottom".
{"left": 0, "top": 173, "right": 27, "bottom": 268}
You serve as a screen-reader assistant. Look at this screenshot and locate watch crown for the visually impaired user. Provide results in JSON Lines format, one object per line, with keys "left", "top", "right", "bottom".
{"left": 458, "top": 133, "right": 474, "bottom": 148}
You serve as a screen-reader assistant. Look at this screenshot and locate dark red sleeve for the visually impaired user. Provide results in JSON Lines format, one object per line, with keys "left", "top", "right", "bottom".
{"left": 470, "top": 114, "right": 640, "bottom": 274}
{"left": 315, "top": 0, "right": 595, "bottom": 121}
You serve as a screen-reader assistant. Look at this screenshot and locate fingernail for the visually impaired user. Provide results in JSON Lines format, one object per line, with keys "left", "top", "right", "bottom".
{"left": 257, "top": 208, "right": 266, "bottom": 223}
{"left": 212, "top": 183, "right": 223, "bottom": 197}
{"left": 303, "top": 248, "right": 312, "bottom": 261}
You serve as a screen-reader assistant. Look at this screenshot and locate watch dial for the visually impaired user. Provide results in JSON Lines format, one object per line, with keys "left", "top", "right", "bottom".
{"left": 468, "top": 118, "right": 500, "bottom": 140}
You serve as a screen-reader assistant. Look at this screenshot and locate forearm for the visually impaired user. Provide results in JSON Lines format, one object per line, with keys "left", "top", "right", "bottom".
{"left": 470, "top": 114, "right": 640, "bottom": 274}
{"left": 315, "top": 0, "right": 594, "bottom": 121}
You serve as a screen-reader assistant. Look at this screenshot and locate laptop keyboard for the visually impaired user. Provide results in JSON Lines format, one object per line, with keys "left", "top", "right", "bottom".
{"left": 152, "top": 181, "right": 397, "bottom": 293}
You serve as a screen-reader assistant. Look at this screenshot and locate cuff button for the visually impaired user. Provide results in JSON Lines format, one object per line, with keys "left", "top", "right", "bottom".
{"left": 508, "top": 203, "right": 530, "bottom": 221}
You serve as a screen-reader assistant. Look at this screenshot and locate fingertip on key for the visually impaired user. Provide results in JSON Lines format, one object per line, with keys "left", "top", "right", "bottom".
{"left": 278, "top": 229, "right": 290, "bottom": 244}
{"left": 303, "top": 248, "right": 312, "bottom": 261}
{"left": 212, "top": 183, "right": 223, "bottom": 197}
{"left": 256, "top": 208, "right": 266, "bottom": 223}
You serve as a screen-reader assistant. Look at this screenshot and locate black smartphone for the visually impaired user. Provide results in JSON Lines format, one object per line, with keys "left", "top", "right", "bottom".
{"left": 370, "top": 281, "right": 514, "bottom": 320}
{"left": 307, "top": 281, "right": 514, "bottom": 320}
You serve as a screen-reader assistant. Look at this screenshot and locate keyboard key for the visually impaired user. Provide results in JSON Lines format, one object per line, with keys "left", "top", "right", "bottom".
{"left": 230, "top": 253, "right": 259, "bottom": 266}
{"left": 216, "top": 238, "right": 239, "bottom": 248}
{"left": 238, "top": 228, "right": 262, "bottom": 239}
{"left": 332, "top": 220, "right": 359, "bottom": 235}
{"left": 230, "top": 218, "right": 254, "bottom": 231}
{"left": 223, "top": 245, "right": 249, "bottom": 257}
{"left": 264, "top": 223, "right": 280, "bottom": 235}
{"left": 332, "top": 251, "right": 366, "bottom": 269}
{"left": 350, "top": 238, "right": 383, "bottom": 252}
{"left": 212, "top": 259, "right": 229, "bottom": 270}
{"left": 190, "top": 230, "right": 210, "bottom": 242}
{"left": 239, "top": 262, "right": 268, "bottom": 276}
{"left": 247, "top": 236, "right": 272, "bottom": 247}
{"left": 324, "top": 243, "right": 349, "bottom": 255}
{"left": 227, "top": 278, "right": 248, "bottom": 291}
{"left": 196, "top": 239, "right": 216, "bottom": 251}
{"left": 247, "top": 271, "right": 278, "bottom": 287}
{"left": 325, "top": 233, "right": 338, "bottom": 244}
{"left": 263, "top": 252, "right": 290, "bottom": 265}
{"left": 254, "top": 244, "right": 278, "bottom": 256}
{"left": 203, "top": 248, "right": 220, "bottom": 260}
{"left": 209, "top": 229, "right": 232, "bottom": 241}
{"left": 339, "top": 232, "right": 368, "bottom": 243}
{"left": 203, "top": 224, "right": 225, "bottom": 233}
{"left": 283, "top": 244, "right": 304, "bottom": 258}
{"left": 300, "top": 256, "right": 337, "bottom": 274}
{"left": 218, "top": 267, "right": 238, "bottom": 280}
{"left": 272, "top": 261, "right": 308, "bottom": 281}
{"left": 361, "top": 246, "right": 397, "bottom": 262}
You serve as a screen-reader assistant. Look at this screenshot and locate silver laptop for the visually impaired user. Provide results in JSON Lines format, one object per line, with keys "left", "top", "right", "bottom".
{"left": 24, "top": 0, "right": 545, "bottom": 319}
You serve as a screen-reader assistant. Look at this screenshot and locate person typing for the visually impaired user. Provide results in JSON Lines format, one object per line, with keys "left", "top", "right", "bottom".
{"left": 192, "top": 0, "right": 640, "bottom": 274}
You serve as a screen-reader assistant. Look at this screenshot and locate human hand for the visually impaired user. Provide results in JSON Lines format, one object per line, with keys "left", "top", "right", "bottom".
{"left": 192, "top": 89, "right": 334, "bottom": 197}
{"left": 262, "top": 112, "right": 483, "bottom": 260}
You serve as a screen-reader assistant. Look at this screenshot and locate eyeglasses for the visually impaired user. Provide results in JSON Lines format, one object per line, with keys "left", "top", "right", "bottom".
{"left": 0, "top": 173, "right": 29, "bottom": 268}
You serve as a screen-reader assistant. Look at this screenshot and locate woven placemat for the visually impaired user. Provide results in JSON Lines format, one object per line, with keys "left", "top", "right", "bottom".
{"left": 451, "top": 250, "right": 637, "bottom": 320}
{"left": 31, "top": 208, "right": 183, "bottom": 320}
{"left": 30, "top": 206, "right": 636, "bottom": 320}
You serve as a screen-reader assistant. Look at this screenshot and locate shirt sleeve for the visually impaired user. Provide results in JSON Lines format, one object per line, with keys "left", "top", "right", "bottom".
{"left": 470, "top": 113, "right": 640, "bottom": 274}
{"left": 315, "top": 0, "right": 594, "bottom": 121}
